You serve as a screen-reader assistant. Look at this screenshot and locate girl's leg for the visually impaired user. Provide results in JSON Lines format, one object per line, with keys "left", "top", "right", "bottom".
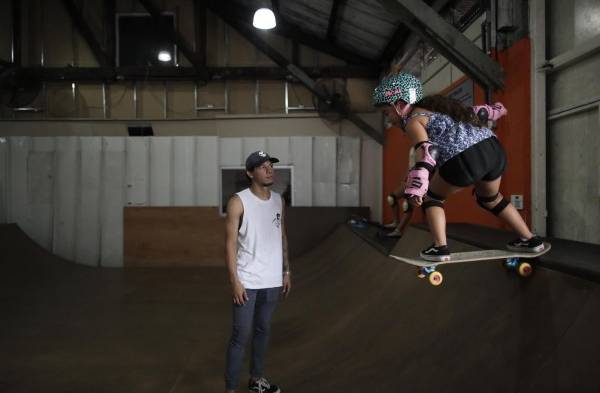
{"left": 395, "top": 203, "right": 413, "bottom": 233}
{"left": 474, "top": 177, "right": 534, "bottom": 239}
{"left": 425, "top": 174, "right": 464, "bottom": 246}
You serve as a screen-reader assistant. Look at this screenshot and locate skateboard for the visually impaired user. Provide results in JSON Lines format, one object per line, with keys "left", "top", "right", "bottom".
{"left": 389, "top": 243, "right": 551, "bottom": 286}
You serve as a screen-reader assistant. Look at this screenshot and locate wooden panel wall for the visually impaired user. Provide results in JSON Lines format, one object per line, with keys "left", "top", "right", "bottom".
{"left": 124, "top": 207, "right": 225, "bottom": 267}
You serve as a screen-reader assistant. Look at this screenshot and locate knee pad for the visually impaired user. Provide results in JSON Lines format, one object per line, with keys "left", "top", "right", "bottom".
{"left": 427, "top": 189, "right": 445, "bottom": 201}
{"left": 422, "top": 190, "right": 445, "bottom": 212}
{"left": 476, "top": 193, "right": 509, "bottom": 216}
{"left": 421, "top": 199, "right": 444, "bottom": 212}
{"left": 386, "top": 194, "right": 397, "bottom": 207}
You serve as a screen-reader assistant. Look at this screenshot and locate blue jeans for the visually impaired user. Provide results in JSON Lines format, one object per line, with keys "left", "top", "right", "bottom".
{"left": 225, "top": 287, "right": 281, "bottom": 390}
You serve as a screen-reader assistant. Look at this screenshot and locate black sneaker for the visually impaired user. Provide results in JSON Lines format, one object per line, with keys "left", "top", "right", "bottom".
{"left": 507, "top": 236, "right": 544, "bottom": 253}
{"left": 420, "top": 244, "right": 451, "bottom": 262}
{"left": 248, "top": 377, "right": 280, "bottom": 393}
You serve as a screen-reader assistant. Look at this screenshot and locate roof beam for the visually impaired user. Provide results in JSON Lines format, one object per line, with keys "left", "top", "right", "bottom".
{"left": 377, "top": 0, "right": 504, "bottom": 90}
{"left": 104, "top": 0, "right": 116, "bottom": 66}
{"left": 12, "top": 0, "right": 21, "bottom": 66}
{"left": 326, "top": 0, "right": 344, "bottom": 43}
{"left": 276, "top": 19, "right": 373, "bottom": 65}
{"left": 207, "top": 5, "right": 384, "bottom": 144}
{"left": 194, "top": 0, "right": 207, "bottom": 67}
{"left": 15, "top": 66, "right": 379, "bottom": 81}
{"left": 138, "top": 0, "right": 209, "bottom": 81}
{"left": 219, "top": 2, "right": 375, "bottom": 66}
{"left": 62, "top": 0, "right": 110, "bottom": 67}
{"left": 380, "top": 0, "right": 451, "bottom": 64}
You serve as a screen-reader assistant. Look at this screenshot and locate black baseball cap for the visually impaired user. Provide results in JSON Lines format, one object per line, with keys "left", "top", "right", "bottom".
{"left": 245, "top": 150, "right": 279, "bottom": 171}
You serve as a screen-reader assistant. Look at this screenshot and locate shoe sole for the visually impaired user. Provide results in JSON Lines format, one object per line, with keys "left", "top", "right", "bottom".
{"left": 419, "top": 254, "right": 451, "bottom": 262}
{"left": 249, "top": 386, "right": 280, "bottom": 393}
{"left": 506, "top": 244, "right": 545, "bottom": 253}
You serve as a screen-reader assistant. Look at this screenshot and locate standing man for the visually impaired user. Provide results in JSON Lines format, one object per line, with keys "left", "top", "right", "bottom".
{"left": 224, "top": 151, "right": 292, "bottom": 393}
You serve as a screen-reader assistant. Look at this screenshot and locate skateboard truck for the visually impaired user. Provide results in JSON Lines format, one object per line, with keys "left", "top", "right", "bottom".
{"left": 503, "top": 257, "right": 533, "bottom": 277}
{"left": 417, "top": 265, "right": 444, "bottom": 286}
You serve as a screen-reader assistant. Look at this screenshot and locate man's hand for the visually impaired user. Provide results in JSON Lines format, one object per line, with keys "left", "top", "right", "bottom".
{"left": 232, "top": 280, "right": 248, "bottom": 305}
{"left": 282, "top": 273, "right": 292, "bottom": 297}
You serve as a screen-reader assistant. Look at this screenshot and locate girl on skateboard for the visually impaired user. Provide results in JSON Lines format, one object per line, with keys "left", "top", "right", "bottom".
{"left": 372, "top": 72, "right": 544, "bottom": 261}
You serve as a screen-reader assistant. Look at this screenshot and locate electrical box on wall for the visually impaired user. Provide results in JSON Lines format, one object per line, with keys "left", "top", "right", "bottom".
{"left": 511, "top": 194, "right": 523, "bottom": 210}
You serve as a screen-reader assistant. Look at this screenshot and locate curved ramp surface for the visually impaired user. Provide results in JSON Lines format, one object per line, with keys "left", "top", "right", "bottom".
{"left": 1, "top": 224, "right": 599, "bottom": 392}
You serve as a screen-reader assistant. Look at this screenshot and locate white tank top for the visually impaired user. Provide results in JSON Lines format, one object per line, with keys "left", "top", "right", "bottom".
{"left": 235, "top": 188, "right": 283, "bottom": 289}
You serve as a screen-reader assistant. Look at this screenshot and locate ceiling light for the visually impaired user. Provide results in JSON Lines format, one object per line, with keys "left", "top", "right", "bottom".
{"left": 253, "top": 8, "right": 276, "bottom": 30}
{"left": 158, "top": 51, "right": 172, "bottom": 62}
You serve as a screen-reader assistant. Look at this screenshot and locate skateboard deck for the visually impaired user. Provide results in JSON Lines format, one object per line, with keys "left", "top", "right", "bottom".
{"left": 389, "top": 243, "right": 551, "bottom": 266}
{"left": 390, "top": 243, "right": 551, "bottom": 286}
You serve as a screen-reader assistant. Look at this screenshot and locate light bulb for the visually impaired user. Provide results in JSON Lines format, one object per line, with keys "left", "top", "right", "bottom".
{"left": 252, "top": 8, "right": 276, "bottom": 30}
{"left": 158, "top": 51, "right": 172, "bottom": 62}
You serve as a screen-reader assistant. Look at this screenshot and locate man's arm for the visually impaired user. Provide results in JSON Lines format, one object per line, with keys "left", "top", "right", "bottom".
{"left": 281, "top": 197, "right": 292, "bottom": 297}
{"left": 225, "top": 195, "right": 247, "bottom": 305}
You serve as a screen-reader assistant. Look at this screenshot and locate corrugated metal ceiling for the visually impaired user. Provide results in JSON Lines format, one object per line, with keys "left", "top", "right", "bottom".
{"left": 230, "top": 0, "right": 482, "bottom": 69}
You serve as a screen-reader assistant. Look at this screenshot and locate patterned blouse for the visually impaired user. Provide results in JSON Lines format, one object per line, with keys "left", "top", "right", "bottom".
{"left": 406, "top": 112, "right": 496, "bottom": 166}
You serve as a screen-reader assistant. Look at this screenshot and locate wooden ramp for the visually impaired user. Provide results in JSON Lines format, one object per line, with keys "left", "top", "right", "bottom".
{"left": 1, "top": 223, "right": 600, "bottom": 392}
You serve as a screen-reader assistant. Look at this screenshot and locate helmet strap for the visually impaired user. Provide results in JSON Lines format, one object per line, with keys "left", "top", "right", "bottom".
{"left": 393, "top": 102, "right": 413, "bottom": 119}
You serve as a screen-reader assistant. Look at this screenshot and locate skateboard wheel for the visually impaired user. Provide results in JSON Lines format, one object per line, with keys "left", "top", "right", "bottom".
{"left": 428, "top": 271, "right": 443, "bottom": 286}
{"left": 517, "top": 262, "right": 533, "bottom": 277}
{"left": 417, "top": 268, "right": 426, "bottom": 279}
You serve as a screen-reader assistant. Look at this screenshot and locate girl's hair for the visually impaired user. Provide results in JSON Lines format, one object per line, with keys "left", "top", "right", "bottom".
{"left": 417, "top": 94, "right": 483, "bottom": 127}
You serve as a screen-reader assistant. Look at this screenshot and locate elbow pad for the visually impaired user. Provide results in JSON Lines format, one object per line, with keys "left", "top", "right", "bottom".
{"left": 414, "top": 141, "right": 438, "bottom": 173}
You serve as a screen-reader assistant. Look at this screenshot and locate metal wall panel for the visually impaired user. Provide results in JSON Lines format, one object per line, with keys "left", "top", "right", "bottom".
{"left": 219, "top": 138, "right": 243, "bottom": 166}
{"left": 243, "top": 137, "right": 267, "bottom": 159}
{"left": 149, "top": 137, "right": 173, "bottom": 206}
{"left": 549, "top": 109, "right": 600, "bottom": 244}
{"left": 546, "top": 1, "right": 600, "bottom": 243}
{"left": 173, "top": 137, "right": 196, "bottom": 206}
{"left": 8, "top": 137, "right": 30, "bottom": 228}
{"left": 548, "top": 54, "right": 600, "bottom": 110}
{"left": 28, "top": 138, "right": 56, "bottom": 249}
{"left": 53, "top": 137, "right": 78, "bottom": 262}
{"left": 312, "top": 136, "right": 337, "bottom": 206}
{"left": 361, "top": 139, "right": 383, "bottom": 221}
{"left": 196, "top": 136, "right": 219, "bottom": 205}
{"left": 0, "top": 138, "right": 7, "bottom": 223}
{"left": 337, "top": 183, "right": 360, "bottom": 207}
{"left": 76, "top": 137, "right": 102, "bottom": 267}
{"left": 267, "top": 137, "right": 291, "bottom": 165}
{"left": 290, "top": 137, "right": 313, "bottom": 206}
{"left": 336, "top": 136, "right": 360, "bottom": 207}
{"left": 100, "top": 137, "right": 126, "bottom": 267}
{"left": 126, "top": 138, "right": 150, "bottom": 207}
{"left": 2, "top": 135, "right": 363, "bottom": 266}
{"left": 548, "top": 0, "right": 600, "bottom": 58}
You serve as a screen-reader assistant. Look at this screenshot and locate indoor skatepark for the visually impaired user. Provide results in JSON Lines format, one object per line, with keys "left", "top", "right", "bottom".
{"left": 2, "top": 0, "right": 600, "bottom": 392}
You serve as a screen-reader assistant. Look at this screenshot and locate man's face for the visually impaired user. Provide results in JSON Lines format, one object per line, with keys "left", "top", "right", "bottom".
{"left": 248, "top": 161, "right": 275, "bottom": 186}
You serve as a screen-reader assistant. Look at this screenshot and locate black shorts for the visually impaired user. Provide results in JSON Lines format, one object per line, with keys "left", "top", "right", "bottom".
{"left": 438, "top": 137, "right": 506, "bottom": 187}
